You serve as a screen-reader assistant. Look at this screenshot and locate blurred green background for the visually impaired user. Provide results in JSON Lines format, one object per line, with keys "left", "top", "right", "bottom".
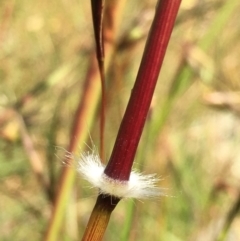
{"left": 1, "top": 0, "right": 240, "bottom": 240}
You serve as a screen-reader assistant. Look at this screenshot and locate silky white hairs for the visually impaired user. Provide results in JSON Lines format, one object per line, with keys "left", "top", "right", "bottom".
{"left": 76, "top": 151, "right": 164, "bottom": 199}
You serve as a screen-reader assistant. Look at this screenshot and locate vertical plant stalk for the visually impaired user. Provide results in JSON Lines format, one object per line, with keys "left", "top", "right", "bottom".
{"left": 104, "top": 0, "right": 182, "bottom": 181}
{"left": 91, "top": 0, "right": 106, "bottom": 161}
{"left": 81, "top": 194, "right": 120, "bottom": 241}
{"left": 43, "top": 1, "right": 125, "bottom": 241}
{"left": 44, "top": 56, "right": 101, "bottom": 241}
{"left": 80, "top": 1, "right": 181, "bottom": 240}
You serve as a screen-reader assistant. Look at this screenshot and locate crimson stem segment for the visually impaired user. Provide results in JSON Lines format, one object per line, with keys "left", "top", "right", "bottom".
{"left": 104, "top": 0, "right": 182, "bottom": 181}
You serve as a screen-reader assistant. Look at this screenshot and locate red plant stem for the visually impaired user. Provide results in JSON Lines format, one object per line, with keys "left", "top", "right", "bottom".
{"left": 104, "top": 0, "right": 181, "bottom": 180}
{"left": 91, "top": 0, "right": 106, "bottom": 161}
{"left": 91, "top": 0, "right": 105, "bottom": 61}
{"left": 99, "top": 61, "right": 105, "bottom": 162}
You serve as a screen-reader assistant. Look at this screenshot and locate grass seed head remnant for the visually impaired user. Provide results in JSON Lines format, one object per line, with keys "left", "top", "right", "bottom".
{"left": 77, "top": 151, "right": 164, "bottom": 199}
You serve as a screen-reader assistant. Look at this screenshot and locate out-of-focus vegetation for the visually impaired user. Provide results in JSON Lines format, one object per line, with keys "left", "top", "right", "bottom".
{"left": 0, "top": 0, "right": 240, "bottom": 240}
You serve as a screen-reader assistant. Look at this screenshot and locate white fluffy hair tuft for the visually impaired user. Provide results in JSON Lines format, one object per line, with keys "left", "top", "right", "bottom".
{"left": 77, "top": 152, "right": 164, "bottom": 199}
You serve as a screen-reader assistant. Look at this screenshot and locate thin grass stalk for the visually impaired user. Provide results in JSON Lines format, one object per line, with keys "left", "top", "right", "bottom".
{"left": 44, "top": 56, "right": 101, "bottom": 241}
{"left": 43, "top": 1, "right": 125, "bottom": 240}
{"left": 91, "top": 0, "right": 106, "bottom": 160}
{"left": 46, "top": 91, "right": 66, "bottom": 201}
{"left": 121, "top": 200, "right": 137, "bottom": 240}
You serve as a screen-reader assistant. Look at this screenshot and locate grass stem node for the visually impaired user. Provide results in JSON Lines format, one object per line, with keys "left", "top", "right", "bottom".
{"left": 77, "top": 152, "right": 164, "bottom": 199}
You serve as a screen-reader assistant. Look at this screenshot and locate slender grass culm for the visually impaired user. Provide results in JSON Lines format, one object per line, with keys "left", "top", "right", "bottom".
{"left": 79, "top": 0, "right": 182, "bottom": 240}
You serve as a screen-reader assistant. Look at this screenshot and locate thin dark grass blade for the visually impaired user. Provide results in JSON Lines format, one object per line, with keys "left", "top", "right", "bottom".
{"left": 91, "top": 0, "right": 106, "bottom": 160}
